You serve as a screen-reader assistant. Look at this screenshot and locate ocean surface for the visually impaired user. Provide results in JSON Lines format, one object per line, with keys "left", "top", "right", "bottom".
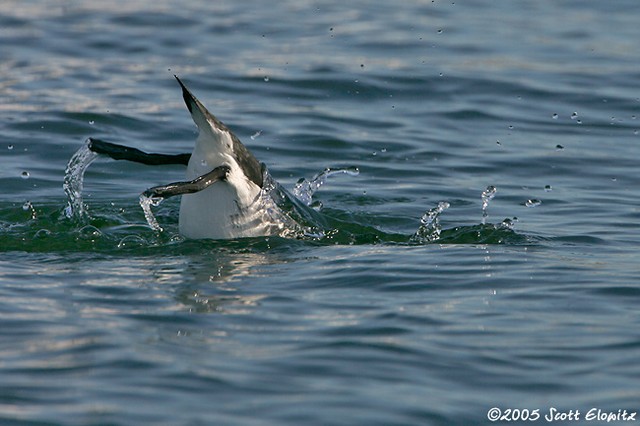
{"left": 1, "top": 1, "right": 639, "bottom": 424}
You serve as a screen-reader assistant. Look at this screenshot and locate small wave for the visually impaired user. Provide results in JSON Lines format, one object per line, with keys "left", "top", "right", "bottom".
{"left": 437, "top": 223, "right": 530, "bottom": 245}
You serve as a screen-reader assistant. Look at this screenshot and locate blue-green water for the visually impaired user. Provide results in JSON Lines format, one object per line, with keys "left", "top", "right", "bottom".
{"left": 2, "top": 1, "right": 640, "bottom": 425}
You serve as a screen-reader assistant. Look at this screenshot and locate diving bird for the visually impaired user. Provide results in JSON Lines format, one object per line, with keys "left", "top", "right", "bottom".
{"left": 86, "top": 76, "right": 286, "bottom": 239}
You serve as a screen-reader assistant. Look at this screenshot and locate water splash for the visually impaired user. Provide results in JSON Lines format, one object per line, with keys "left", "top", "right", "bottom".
{"left": 63, "top": 139, "right": 99, "bottom": 219}
{"left": 58, "top": 139, "right": 529, "bottom": 246}
{"left": 260, "top": 171, "right": 327, "bottom": 239}
{"left": 139, "top": 194, "right": 164, "bottom": 232}
{"left": 411, "top": 201, "right": 450, "bottom": 243}
{"left": 134, "top": 166, "right": 329, "bottom": 239}
{"left": 292, "top": 167, "right": 360, "bottom": 206}
{"left": 481, "top": 185, "right": 497, "bottom": 224}
{"left": 500, "top": 217, "right": 518, "bottom": 230}
{"left": 22, "top": 201, "right": 37, "bottom": 220}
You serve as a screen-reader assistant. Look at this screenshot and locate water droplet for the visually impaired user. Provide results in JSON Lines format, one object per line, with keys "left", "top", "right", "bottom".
{"left": 496, "top": 140, "right": 501, "bottom": 145}
{"left": 22, "top": 201, "right": 37, "bottom": 219}
{"left": 508, "top": 125, "right": 514, "bottom": 130}
{"left": 481, "top": 185, "right": 497, "bottom": 224}
{"left": 263, "top": 76, "right": 269, "bottom": 82}
{"left": 438, "top": 72, "right": 443, "bottom": 77}
{"left": 552, "top": 113, "right": 558, "bottom": 120}
{"left": 481, "top": 185, "right": 497, "bottom": 210}
{"left": 556, "top": 144, "right": 564, "bottom": 150}
{"left": 437, "top": 29, "right": 443, "bottom": 34}
{"left": 576, "top": 119, "right": 582, "bottom": 124}
{"left": 360, "top": 64, "right": 365, "bottom": 68}
{"left": 632, "top": 115, "right": 637, "bottom": 120}
{"left": 8, "top": 144, "right": 14, "bottom": 150}
{"left": 21, "top": 171, "right": 30, "bottom": 179}
{"left": 250, "top": 130, "right": 262, "bottom": 140}
{"left": 380, "top": 148, "right": 387, "bottom": 153}
{"left": 525, "top": 199, "right": 541, "bottom": 208}
{"left": 634, "top": 130, "right": 638, "bottom": 135}
{"left": 544, "top": 185, "right": 552, "bottom": 192}
{"left": 89, "top": 120, "right": 95, "bottom": 125}
{"left": 200, "top": 159, "right": 208, "bottom": 167}
{"left": 571, "top": 112, "right": 578, "bottom": 120}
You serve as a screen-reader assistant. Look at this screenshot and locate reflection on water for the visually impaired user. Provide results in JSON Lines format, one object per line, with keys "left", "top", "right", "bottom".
{"left": 167, "top": 251, "right": 279, "bottom": 314}
{"left": 176, "top": 291, "right": 266, "bottom": 315}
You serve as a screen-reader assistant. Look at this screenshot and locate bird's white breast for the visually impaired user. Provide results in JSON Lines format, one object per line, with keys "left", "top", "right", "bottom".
{"left": 178, "top": 145, "right": 265, "bottom": 239}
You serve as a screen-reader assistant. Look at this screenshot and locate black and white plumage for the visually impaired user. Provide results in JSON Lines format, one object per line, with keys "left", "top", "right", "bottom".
{"left": 86, "top": 76, "right": 290, "bottom": 239}
{"left": 173, "top": 77, "right": 278, "bottom": 239}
